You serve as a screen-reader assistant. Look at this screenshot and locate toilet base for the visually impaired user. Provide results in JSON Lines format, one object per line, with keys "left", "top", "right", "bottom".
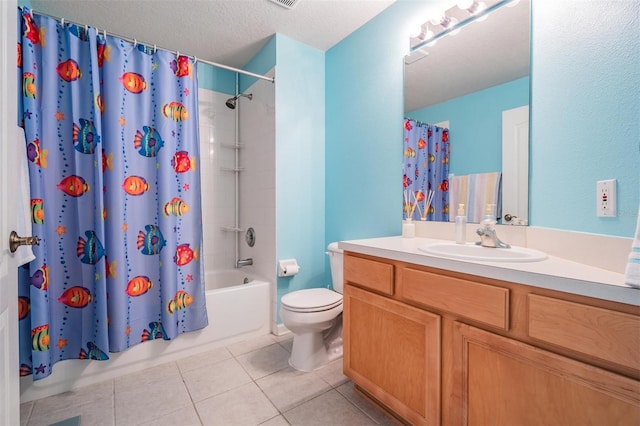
{"left": 288, "top": 316, "right": 343, "bottom": 372}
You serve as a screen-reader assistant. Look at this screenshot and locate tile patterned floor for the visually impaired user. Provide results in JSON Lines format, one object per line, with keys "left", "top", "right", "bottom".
{"left": 20, "top": 334, "right": 395, "bottom": 426}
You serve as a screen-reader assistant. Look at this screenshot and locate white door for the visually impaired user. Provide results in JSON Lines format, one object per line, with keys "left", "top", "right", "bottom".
{"left": 0, "top": 0, "right": 20, "bottom": 424}
{"left": 502, "top": 105, "right": 529, "bottom": 224}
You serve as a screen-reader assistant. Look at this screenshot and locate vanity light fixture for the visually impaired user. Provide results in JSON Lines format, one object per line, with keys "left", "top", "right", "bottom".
{"left": 410, "top": 0, "right": 517, "bottom": 52}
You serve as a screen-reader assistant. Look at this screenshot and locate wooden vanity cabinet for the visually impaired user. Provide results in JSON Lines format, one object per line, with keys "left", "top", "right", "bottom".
{"left": 342, "top": 251, "right": 640, "bottom": 426}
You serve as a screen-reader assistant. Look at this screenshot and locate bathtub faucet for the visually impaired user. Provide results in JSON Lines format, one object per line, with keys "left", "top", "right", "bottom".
{"left": 236, "top": 258, "right": 253, "bottom": 268}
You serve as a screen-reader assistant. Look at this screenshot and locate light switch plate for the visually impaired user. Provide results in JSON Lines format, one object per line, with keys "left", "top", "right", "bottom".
{"left": 596, "top": 179, "right": 616, "bottom": 217}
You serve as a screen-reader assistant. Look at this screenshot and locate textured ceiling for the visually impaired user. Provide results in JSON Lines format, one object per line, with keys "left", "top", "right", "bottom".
{"left": 28, "top": 0, "right": 396, "bottom": 69}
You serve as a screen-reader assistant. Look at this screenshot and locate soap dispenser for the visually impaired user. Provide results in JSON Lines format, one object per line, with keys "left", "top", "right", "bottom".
{"left": 455, "top": 203, "right": 466, "bottom": 244}
{"left": 483, "top": 203, "right": 497, "bottom": 227}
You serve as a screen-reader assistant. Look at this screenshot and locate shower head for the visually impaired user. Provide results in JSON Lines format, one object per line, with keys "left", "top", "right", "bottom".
{"left": 225, "top": 93, "right": 253, "bottom": 109}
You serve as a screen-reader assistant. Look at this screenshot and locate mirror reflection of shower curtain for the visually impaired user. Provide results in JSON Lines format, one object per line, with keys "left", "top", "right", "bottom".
{"left": 403, "top": 118, "right": 450, "bottom": 221}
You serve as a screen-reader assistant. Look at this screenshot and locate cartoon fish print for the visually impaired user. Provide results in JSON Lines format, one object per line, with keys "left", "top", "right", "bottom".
{"left": 162, "top": 102, "right": 189, "bottom": 122}
{"left": 20, "top": 364, "right": 31, "bottom": 377}
{"left": 174, "top": 244, "right": 199, "bottom": 267}
{"left": 438, "top": 179, "right": 449, "bottom": 192}
{"left": 428, "top": 153, "right": 436, "bottom": 163}
{"left": 119, "top": 72, "right": 147, "bottom": 93}
{"left": 137, "top": 225, "right": 166, "bottom": 255}
{"left": 104, "top": 257, "right": 117, "bottom": 279}
{"left": 22, "top": 12, "right": 46, "bottom": 45}
{"left": 442, "top": 129, "right": 449, "bottom": 142}
{"left": 102, "top": 150, "right": 113, "bottom": 172}
{"left": 31, "top": 324, "right": 50, "bottom": 351}
{"left": 79, "top": 342, "right": 109, "bottom": 360}
{"left": 167, "top": 290, "right": 193, "bottom": 314}
{"left": 57, "top": 175, "right": 90, "bottom": 197}
{"left": 417, "top": 138, "right": 426, "bottom": 149}
{"left": 96, "top": 93, "right": 104, "bottom": 113}
{"left": 414, "top": 167, "right": 419, "bottom": 179}
{"left": 133, "top": 126, "right": 164, "bottom": 157}
{"left": 125, "top": 276, "right": 153, "bottom": 297}
{"left": 442, "top": 155, "right": 449, "bottom": 164}
{"left": 427, "top": 128, "right": 433, "bottom": 138}
{"left": 122, "top": 176, "right": 149, "bottom": 196}
{"left": 137, "top": 44, "right": 155, "bottom": 55}
{"left": 72, "top": 118, "right": 101, "bottom": 154}
{"left": 18, "top": 296, "right": 30, "bottom": 320}
{"left": 171, "top": 151, "right": 196, "bottom": 173}
{"left": 442, "top": 203, "right": 450, "bottom": 215}
{"left": 97, "top": 42, "right": 111, "bottom": 67}
{"left": 56, "top": 59, "right": 82, "bottom": 82}
{"left": 76, "top": 230, "right": 105, "bottom": 265}
{"left": 414, "top": 191, "right": 425, "bottom": 202}
{"left": 17, "top": 43, "right": 22, "bottom": 67}
{"left": 30, "top": 264, "right": 48, "bottom": 290}
{"left": 404, "top": 120, "right": 412, "bottom": 131}
{"left": 403, "top": 174, "right": 412, "bottom": 188}
{"left": 404, "top": 147, "right": 416, "bottom": 158}
{"left": 170, "top": 55, "right": 192, "bottom": 78}
{"left": 68, "top": 24, "right": 89, "bottom": 41}
{"left": 141, "top": 321, "right": 169, "bottom": 341}
{"left": 26, "top": 138, "right": 48, "bottom": 168}
{"left": 30, "top": 198, "right": 44, "bottom": 224}
{"left": 23, "top": 72, "right": 36, "bottom": 99}
{"left": 163, "top": 197, "right": 190, "bottom": 217}
{"left": 58, "top": 286, "right": 92, "bottom": 308}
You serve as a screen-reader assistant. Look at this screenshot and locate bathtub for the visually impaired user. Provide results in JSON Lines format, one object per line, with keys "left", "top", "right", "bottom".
{"left": 20, "top": 270, "right": 271, "bottom": 402}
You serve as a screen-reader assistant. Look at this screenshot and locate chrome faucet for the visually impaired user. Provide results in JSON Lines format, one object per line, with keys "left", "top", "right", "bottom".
{"left": 475, "top": 204, "right": 510, "bottom": 248}
{"left": 236, "top": 258, "right": 253, "bottom": 268}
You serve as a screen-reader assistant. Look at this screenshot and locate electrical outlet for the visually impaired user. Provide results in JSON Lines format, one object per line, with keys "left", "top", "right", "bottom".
{"left": 597, "top": 179, "right": 617, "bottom": 217}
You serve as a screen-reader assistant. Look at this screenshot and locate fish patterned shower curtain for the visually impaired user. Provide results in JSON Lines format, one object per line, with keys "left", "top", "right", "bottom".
{"left": 17, "top": 8, "right": 207, "bottom": 380}
{"left": 403, "top": 118, "right": 450, "bottom": 221}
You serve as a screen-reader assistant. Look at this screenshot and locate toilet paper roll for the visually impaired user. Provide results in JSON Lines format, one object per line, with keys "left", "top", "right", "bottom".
{"left": 283, "top": 264, "right": 299, "bottom": 276}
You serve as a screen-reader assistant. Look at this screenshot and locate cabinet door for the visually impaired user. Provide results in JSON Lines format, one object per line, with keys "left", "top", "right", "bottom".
{"left": 452, "top": 322, "right": 640, "bottom": 425}
{"left": 344, "top": 285, "right": 440, "bottom": 426}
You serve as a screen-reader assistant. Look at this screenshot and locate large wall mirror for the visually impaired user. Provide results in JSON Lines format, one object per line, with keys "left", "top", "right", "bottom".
{"left": 404, "top": 0, "right": 530, "bottom": 224}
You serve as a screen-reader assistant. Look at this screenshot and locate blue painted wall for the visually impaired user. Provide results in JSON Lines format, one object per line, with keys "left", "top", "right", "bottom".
{"left": 197, "top": 63, "right": 236, "bottom": 94}
{"left": 407, "top": 77, "right": 530, "bottom": 176}
{"left": 274, "top": 35, "right": 326, "bottom": 319}
{"left": 240, "top": 35, "right": 276, "bottom": 91}
{"left": 530, "top": 1, "right": 639, "bottom": 237}
{"left": 327, "top": 0, "right": 638, "bottom": 240}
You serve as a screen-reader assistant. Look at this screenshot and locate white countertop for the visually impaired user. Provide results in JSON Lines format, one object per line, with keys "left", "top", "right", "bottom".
{"left": 339, "top": 236, "right": 640, "bottom": 306}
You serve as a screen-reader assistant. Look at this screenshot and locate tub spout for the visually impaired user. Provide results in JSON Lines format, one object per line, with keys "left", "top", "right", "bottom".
{"left": 236, "top": 258, "right": 253, "bottom": 268}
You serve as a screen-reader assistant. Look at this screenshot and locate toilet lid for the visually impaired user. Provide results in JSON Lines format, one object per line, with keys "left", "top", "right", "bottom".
{"left": 281, "top": 288, "right": 342, "bottom": 312}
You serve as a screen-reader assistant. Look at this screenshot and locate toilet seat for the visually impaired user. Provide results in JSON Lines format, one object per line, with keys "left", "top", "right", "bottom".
{"left": 281, "top": 288, "right": 342, "bottom": 313}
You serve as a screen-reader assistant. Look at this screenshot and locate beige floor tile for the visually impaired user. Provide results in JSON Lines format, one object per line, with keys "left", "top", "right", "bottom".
{"left": 182, "top": 357, "right": 252, "bottom": 402}
{"left": 226, "top": 334, "right": 277, "bottom": 357}
{"left": 196, "top": 382, "right": 279, "bottom": 426}
{"left": 336, "top": 382, "right": 395, "bottom": 425}
{"left": 177, "top": 346, "right": 233, "bottom": 373}
{"left": 20, "top": 401, "right": 33, "bottom": 426}
{"left": 115, "top": 368, "right": 191, "bottom": 425}
{"left": 283, "top": 389, "right": 376, "bottom": 425}
{"left": 259, "top": 414, "right": 290, "bottom": 426}
{"left": 28, "top": 396, "right": 114, "bottom": 426}
{"left": 256, "top": 367, "right": 331, "bottom": 412}
{"left": 138, "top": 404, "right": 202, "bottom": 426}
{"left": 315, "top": 358, "right": 349, "bottom": 388}
{"left": 276, "top": 338, "right": 293, "bottom": 354}
{"left": 236, "top": 343, "right": 290, "bottom": 380}
{"left": 28, "top": 380, "right": 114, "bottom": 425}
{"left": 114, "top": 361, "right": 181, "bottom": 390}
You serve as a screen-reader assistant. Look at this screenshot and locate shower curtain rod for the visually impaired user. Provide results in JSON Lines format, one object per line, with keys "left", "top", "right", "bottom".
{"left": 26, "top": 8, "right": 275, "bottom": 84}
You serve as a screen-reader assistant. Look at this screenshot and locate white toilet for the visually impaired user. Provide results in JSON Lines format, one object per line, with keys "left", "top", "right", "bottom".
{"left": 280, "top": 242, "right": 344, "bottom": 372}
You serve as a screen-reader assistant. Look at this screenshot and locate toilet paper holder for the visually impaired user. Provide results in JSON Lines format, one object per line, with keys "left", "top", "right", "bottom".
{"left": 278, "top": 259, "right": 300, "bottom": 277}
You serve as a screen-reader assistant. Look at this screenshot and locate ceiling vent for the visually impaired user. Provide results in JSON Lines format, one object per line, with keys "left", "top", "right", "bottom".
{"left": 268, "top": 0, "right": 300, "bottom": 9}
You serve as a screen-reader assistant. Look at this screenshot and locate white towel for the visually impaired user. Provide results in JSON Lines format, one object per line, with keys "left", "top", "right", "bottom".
{"left": 16, "top": 127, "right": 35, "bottom": 266}
{"left": 449, "top": 172, "right": 502, "bottom": 223}
{"left": 624, "top": 207, "right": 640, "bottom": 289}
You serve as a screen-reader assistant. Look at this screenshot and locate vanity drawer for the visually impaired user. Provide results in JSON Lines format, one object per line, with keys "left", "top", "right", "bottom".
{"left": 528, "top": 294, "right": 640, "bottom": 371}
{"left": 344, "top": 255, "right": 394, "bottom": 296}
{"left": 400, "top": 267, "right": 509, "bottom": 330}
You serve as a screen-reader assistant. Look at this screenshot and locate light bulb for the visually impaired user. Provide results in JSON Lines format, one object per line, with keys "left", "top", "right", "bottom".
{"left": 410, "top": 24, "right": 423, "bottom": 38}
{"left": 457, "top": 0, "right": 474, "bottom": 10}
{"left": 507, "top": 0, "right": 521, "bottom": 7}
{"left": 475, "top": 2, "right": 488, "bottom": 20}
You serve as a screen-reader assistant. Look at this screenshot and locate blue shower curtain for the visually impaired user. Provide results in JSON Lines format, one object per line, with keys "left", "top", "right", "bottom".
{"left": 403, "top": 118, "right": 450, "bottom": 221}
{"left": 17, "top": 8, "right": 207, "bottom": 380}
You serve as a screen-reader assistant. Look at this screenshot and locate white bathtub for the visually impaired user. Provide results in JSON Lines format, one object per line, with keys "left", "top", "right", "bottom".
{"left": 20, "top": 270, "right": 271, "bottom": 402}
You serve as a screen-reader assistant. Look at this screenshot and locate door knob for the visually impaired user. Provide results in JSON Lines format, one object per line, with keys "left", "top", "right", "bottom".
{"left": 9, "top": 231, "right": 40, "bottom": 253}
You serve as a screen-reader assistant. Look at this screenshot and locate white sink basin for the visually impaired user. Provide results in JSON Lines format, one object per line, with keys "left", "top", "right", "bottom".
{"left": 418, "top": 242, "right": 547, "bottom": 262}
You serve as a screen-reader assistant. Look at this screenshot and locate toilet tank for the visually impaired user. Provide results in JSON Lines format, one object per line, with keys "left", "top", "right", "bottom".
{"left": 327, "top": 242, "right": 344, "bottom": 294}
